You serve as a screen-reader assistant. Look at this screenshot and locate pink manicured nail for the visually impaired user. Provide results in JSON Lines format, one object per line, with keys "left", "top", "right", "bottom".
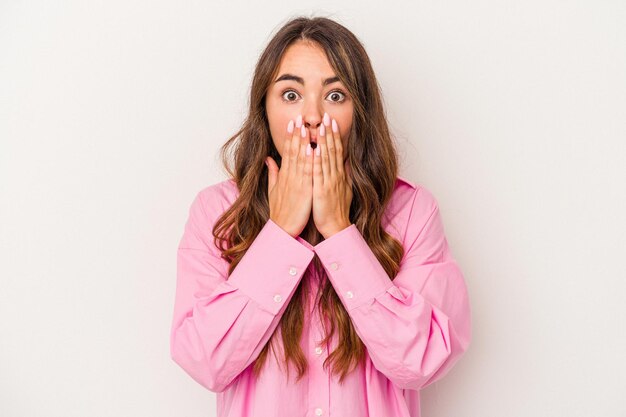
{"left": 323, "top": 112, "right": 330, "bottom": 126}
{"left": 332, "top": 119, "right": 338, "bottom": 132}
{"left": 315, "top": 145, "right": 320, "bottom": 156}
{"left": 306, "top": 143, "right": 312, "bottom": 156}
{"left": 320, "top": 123, "right": 325, "bottom": 136}
{"left": 296, "top": 114, "right": 303, "bottom": 128}
{"left": 301, "top": 125, "right": 306, "bottom": 138}
{"left": 287, "top": 120, "right": 294, "bottom": 133}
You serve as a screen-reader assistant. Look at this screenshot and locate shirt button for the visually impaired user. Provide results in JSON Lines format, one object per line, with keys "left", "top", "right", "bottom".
{"left": 315, "top": 346, "right": 323, "bottom": 355}
{"left": 273, "top": 294, "right": 282, "bottom": 302}
{"left": 315, "top": 408, "right": 323, "bottom": 416}
{"left": 330, "top": 262, "right": 338, "bottom": 270}
{"left": 346, "top": 291, "right": 353, "bottom": 299}
{"left": 289, "top": 266, "right": 297, "bottom": 276}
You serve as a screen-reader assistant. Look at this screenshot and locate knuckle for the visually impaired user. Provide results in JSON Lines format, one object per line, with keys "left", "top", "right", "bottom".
{"left": 290, "top": 142, "right": 299, "bottom": 157}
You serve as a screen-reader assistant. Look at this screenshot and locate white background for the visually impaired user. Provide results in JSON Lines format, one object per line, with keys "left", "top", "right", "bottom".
{"left": 1, "top": 1, "right": 625, "bottom": 416}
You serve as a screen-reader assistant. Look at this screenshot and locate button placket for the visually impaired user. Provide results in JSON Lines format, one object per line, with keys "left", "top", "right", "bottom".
{"left": 308, "top": 307, "right": 329, "bottom": 417}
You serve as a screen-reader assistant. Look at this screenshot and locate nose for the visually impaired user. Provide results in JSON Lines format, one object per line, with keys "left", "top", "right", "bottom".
{"left": 303, "top": 107, "right": 323, "bottom": 139}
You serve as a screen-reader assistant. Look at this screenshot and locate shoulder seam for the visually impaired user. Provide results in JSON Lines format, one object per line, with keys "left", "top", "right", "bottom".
{"left": 402, "top": 186, "right": 439, "bottom": 250}
{"left": 397, "top": 175, "right": 418, "bottom": 189}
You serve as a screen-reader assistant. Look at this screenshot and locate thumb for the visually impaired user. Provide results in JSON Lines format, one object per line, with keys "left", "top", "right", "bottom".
{"left": 265, "top": 157, "right": 278, "bottom": 194}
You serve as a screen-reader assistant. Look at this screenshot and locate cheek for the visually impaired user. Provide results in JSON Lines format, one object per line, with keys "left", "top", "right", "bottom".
{"left": 269, "top": 118, "right": 293, "bottom": 156}
{"left": 340, "top": 121, "right": 352, "bottom": 145}
{"left": 274, "top": 117, "right": 292, "bottom": 141}
{"left": 266, "top": 104, "right": 283, "bottom": 146}
{"left": 337, "top": 106, "right": 353, "bottom": 142}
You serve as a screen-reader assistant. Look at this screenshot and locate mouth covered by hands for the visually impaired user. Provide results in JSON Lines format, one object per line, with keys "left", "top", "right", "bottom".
{"left": 265, "top": 113, "right": 353, "bottom": 239}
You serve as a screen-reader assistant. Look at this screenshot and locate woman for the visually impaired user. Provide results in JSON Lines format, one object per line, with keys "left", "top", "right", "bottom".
{"left": 170, "top": 15, "right": 471, "bottom": 417}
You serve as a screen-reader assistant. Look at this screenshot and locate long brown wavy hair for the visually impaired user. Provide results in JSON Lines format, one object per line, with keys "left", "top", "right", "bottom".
{"left": 213, "top": 15, "right": 405, "bottom": 385}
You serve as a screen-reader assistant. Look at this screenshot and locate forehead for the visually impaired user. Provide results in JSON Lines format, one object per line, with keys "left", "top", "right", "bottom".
{"left": 276, "top": 40, "right": 335, "bottom": 77}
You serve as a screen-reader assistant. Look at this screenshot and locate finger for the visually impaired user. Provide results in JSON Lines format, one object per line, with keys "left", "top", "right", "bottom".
{"left": 266, "top": 156, "right": 276, "bottom": 197}
{"left": 319, "top": 121, "right": 330, "bottom": 184}
{"left": 280, "top": 119, "right": 294, "bottom": 178}
{"left": 305, "top": 142, "right": 313, "bottom": 182}
{"left": 296, "top": 123, "right": 308, "bottom": 178}
{"left": 344, "top": 160, "right": 353, "bottom": 189}
{"left": 288, "top": 114, "right": 303, "bottom": 180}
{"left": 313, "top": 127, "right": 323, "bottom": 186}
{"left": 325, "top": 114, "right": 337, "bottom": 179}
{"left": 331, "top": 118, "right": 344, "bottom": 178}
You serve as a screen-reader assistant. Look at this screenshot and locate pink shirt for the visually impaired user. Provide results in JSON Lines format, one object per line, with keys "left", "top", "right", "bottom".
{"left": 170, "top": 176, "right": 471, "bottom": 417}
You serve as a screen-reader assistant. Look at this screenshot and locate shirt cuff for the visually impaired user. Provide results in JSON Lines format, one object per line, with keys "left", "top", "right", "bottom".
{"left": 314, "top": 224, "right": 393, "bottom": 311}
{"left": 227, "top": 218, "right": 315, "bottom": 315}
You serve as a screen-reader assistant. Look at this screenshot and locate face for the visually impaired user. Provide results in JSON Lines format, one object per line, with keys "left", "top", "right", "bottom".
{"left": 265, "top": 40, "right": 354, "bottom": 162}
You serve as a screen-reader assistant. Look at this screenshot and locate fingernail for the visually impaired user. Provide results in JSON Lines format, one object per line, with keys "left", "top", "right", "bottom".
{"left": 306, "top": 143, "right": 312, "bottom": 156}
{"left": 287, "top": 120, "right": 294, "bottom": 133}
{"left": 301, "top": 125, "right": 306, "bottom": 138}
{"left": 315, "top": 145, "right": 320, "bottom": 156}
{"left": 332, "top": 119, "right": 338, "bottom": 132}
{"left": 320, "top": 123, "right": 325, "bottom": 136}
{"left": 296, "top": 114, "right": 303, "bottom": 128}
{"left": 323, "top": 112, "right": 330, "bottom": 126}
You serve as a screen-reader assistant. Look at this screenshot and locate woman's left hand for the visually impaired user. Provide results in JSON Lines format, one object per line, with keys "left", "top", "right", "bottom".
{"left": 312, "top": 114, "right": 353, "bottom": 239}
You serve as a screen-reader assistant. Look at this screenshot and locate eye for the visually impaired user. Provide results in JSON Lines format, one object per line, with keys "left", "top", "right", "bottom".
{"left": 281, "top": 89, "right": 300, "bottom": 103}
{"left": 280, "top": 88, "right": 348, "bottom": 103}
{"left": 327, "top": 90, "right": 347, "bottom": 103}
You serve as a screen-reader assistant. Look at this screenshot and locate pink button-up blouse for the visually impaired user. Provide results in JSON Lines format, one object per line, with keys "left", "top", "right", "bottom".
{"left": 170, "top": 175, "right": 472, "bottom": 417}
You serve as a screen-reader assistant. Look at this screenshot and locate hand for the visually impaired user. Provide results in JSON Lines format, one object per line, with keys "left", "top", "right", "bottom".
{"left": 312, "top": 113, "right": 353, "bottom": 239}
{"left": 266, "top": 116, "right": 314, "bottom": 238}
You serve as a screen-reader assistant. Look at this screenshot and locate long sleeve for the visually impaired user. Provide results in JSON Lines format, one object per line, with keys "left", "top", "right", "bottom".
{"left": 170, "top": 189, "right": 315, "bottom": 393}
{"left": 313, "top": 186, "right": 472, "bottom": 391}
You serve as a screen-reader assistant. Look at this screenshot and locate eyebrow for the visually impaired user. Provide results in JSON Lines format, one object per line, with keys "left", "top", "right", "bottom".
{"left": 274, "top": 73, "right": 341, "bottom": 86}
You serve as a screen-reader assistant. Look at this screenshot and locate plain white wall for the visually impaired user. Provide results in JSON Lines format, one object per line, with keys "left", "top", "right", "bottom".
{"left": 1, "top": 1, "right": 625, "bottom": 416}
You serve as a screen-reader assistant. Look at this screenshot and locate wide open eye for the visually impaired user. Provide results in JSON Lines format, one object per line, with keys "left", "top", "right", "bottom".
{"left": 327, "top": 90, "right": 347, "bottom": 103}
{"left": 281, "top": 89, "right": 300, "bottom": 103}
{"left": 280, "top": 89, "right": 348, "bottom": 103}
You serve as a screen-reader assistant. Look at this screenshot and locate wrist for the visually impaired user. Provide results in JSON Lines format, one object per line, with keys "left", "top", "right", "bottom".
{"left": 322, "top": 222, "right": 352, "bottom": 239}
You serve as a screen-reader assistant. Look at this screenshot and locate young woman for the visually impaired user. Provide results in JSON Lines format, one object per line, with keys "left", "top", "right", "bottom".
{"left": 170, "top": 16, "right": 472, "bottom": 417}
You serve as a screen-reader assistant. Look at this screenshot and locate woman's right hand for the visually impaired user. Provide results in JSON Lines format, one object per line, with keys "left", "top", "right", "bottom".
{"left": 265, "top": 116, "right": 313, "bottom": 238}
